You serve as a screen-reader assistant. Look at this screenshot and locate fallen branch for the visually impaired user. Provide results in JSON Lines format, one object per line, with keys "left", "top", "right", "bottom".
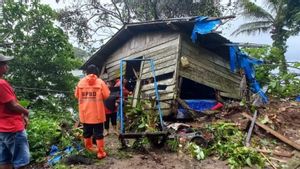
{"left": 242, "top": 112, "right": 300, "bottom": 151}
{"left": 269, "top": 157, "right": 288, "bottom": 163}
{"left": 260, "top": 152, "right": 278, "bottom": 169}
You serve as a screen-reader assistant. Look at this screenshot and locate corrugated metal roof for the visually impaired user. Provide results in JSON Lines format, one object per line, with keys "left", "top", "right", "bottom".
{"left": 82, "top": 16, "right": 232, "bottom": 70}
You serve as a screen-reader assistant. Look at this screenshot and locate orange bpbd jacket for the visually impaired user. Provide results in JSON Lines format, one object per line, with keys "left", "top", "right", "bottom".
{"left": 75, "top": 74, "right": 110, "bottom": 124}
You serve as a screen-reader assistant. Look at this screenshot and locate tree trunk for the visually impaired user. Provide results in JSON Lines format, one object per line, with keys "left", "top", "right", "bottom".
{"left": 271, "top": 26, "right": 288, "bottom": 76}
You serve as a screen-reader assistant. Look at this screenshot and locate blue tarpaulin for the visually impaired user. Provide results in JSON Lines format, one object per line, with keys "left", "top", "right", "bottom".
{"left": 177, "top": 99, "right": 217, "bottom": 119}
{"left": 229, "top": 46, "right": 268, "bottom": 103}
{"left": 48, "top": 144, "right": 82, "bottom": 166}
{"left": 191, "top": 16, "right": 221, "bottom": 43}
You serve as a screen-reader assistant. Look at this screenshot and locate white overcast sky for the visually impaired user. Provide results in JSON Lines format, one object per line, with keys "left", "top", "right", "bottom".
{"left": 42, "top": 0, "right": 299, "bottom": 62}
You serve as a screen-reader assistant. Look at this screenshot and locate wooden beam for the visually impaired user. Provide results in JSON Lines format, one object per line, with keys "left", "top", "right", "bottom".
{"left": 206, "top": 15, "right": 236, "bottom": 21}
{"left": 176, "top": 98, "right": 198, "bottom": 118}
{"left": 132, "top": 61, "right": 144, "bottom": 107}
{"left": 255, "top": 148, "right": 294, "bottom": 158}
{"left": 245, "top": 110, "right": 258, "bottom": 147}
{"left": 220, "top": 91, "right": 241, "bottom": 99}
{"left": 166, "top": 21, "right": 180, "bottom": 31}
{"left": 242, "top": 112, "right": 300, "bottom": 151}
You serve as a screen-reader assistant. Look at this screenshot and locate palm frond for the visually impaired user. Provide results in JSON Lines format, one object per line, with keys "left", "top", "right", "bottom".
{"left": 264, "top": 0, "right": 279, "bottom": 14}
{"left": 239, "top": 0, "right": 274, "bottom": 21}
{"left": 231, "top": 21, "right": 273, "bottom": 36}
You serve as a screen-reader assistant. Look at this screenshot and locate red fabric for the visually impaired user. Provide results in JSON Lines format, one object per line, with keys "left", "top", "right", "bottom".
{"left": 211, "top": 102, "right": 224, "bottom": 110}
{"left": 0, "top": 79, "right": 24, "bottom": 132}
{"left": 114, "top": 82, "right": 130, "bottom": 99}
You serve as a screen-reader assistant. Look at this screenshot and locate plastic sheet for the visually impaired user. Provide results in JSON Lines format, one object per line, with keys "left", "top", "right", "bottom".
{"left": 177, "top": 99, "right": 217, "bottom": 119}
{"left": 191, "top": 16, "right": 221, "bottom": 43}
{"left": 48, "top": 144, "right": 81, "bottom": 166}
{"left": 229, "top": 46, "right": 268, "bottom": 103}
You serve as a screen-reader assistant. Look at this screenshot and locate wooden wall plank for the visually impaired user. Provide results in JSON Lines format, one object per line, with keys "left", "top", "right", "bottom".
{"left": 141, "top": 78, "right": 175, "bottom": 91}
{"left": 105, "top": 32, "right": 179, "bottom": 68}
{"left": 179, "top": 61, "right": 240, "bottom": 91}
{"left": 141, "top": 92, "right": 175, "bottom": 101}
{"left": 181, "top": 41, "right": 240, "bottom": 80}
{"left": 182, "top": 54, "right": 241, "bottom": 84}
{"left": 142, "top": 60, "right": 177, "bottom": 74}
{"left": 141, "top": 66, "right": 175, "bottom": 79}
{"left": 179, "top": 37, "right": 241, "bottom": 98}
{"left": 142, "top": 85, "right": 176, "bottom": 95}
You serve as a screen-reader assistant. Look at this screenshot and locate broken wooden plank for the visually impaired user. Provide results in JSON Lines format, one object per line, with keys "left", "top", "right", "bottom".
{"left": 245, "top": 110, "right": 258, "bottom": 147}
{"left": 242, "top": 112, "right": 300, "bottom": 151}
{"left": 255, "top": 148, "right": 294, "bottom": 158}
{"left": 285, "top": 152, "right": 300, "bottom": 169}
{"left": 219, "top": 91, "right": 241, "bottom": 99}
{"left": 141, "top": 78, "right": 175, "bottom": 91}
{"left": 142, "top": 66, "right": 175, "bottom": 79}
{"left": 132, "top": 62, "right": 144, "bottom": 107}
{"left": 143, "top": 85, "right": 175, "bottom": 95}
{"left": 260, "top": 152, "right": 278, "bottom": 169}
{"left": 179, "top": 70, "right": 240, "bottom": 97}
{"left": 176, "top": 98, "right": 198, "bottom": 118}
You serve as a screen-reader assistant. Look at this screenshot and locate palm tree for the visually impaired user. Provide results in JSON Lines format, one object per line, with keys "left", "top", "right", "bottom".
{"left": 232, "top": 0, "right": 299, "bottom": 76}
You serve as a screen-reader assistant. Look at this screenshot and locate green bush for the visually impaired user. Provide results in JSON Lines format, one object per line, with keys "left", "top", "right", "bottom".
{"left": 243, "top": 47, "right": 300, "bottom": 97}
{"left": 27, "top": 117, "right": 61, "bottom": 162}
{"left": 27, "top": 109, "right": 76, "bottom": 163}
{"left": 207, "top": 122, "right": 265, "bottom": 169}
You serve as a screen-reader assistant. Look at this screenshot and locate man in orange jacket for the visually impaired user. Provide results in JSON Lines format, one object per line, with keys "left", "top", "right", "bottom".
{"left": 75, "top": 64, "right": 110, "bottom": 159}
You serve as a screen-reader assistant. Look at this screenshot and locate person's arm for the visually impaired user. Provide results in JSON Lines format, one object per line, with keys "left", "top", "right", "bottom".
{"left": 6, "top": 100, "right": 29, "bottom": 128}
{"left": 101, "top": 81, "right": 110, "bottom": 100}
{"left": 74, "top": 85, "right": 79, "bottom": 99}
{"left": 0, "top": 82, "right": 29, "bottom": 127}
{"left": 123, "top": 87, "right": 130, "bottom": 96}
{"left": 6, "top": 100, "right": 29, "bottom": 116}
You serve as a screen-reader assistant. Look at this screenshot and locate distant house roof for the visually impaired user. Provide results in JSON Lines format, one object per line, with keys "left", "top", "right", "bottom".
{"left": 82, "top": 16, "right": 233, "bottom": 70}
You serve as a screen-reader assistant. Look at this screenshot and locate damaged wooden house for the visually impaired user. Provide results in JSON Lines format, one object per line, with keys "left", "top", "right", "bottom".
{"left": 82, "top": 16, "right": 242, "bottom": 118}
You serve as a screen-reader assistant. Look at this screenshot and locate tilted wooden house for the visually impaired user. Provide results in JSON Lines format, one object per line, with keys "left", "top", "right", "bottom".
{"left": 82, "top": 17, "right": 242, "bottom": 116}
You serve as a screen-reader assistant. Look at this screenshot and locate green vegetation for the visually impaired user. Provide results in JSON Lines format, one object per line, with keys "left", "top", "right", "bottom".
{"left": 26, "top": 107, "right": 78, "bottom": 162}
{"left": 233, "top": 0, "right": 300, "bottom": 79}
{"left": 58, "top": 0, "right": 225, "bottom": 48}
{"left": 174, "top": 122, "right": 266, "bottom": 169}
{"left": 1, "top": 0, "right": 82, "bottom": 112}
{"left": 125, "top": 99, "right": 159, "bottom": 132}
{"left": 166, "top": 139, "right": 180, "bottom": 152}
{"left": 243, "top": 47, "right": 300, "bottom": 97}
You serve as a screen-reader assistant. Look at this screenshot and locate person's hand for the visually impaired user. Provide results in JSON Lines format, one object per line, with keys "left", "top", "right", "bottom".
{"left": 23, "top": 116, "right": 29, "bottom": 129}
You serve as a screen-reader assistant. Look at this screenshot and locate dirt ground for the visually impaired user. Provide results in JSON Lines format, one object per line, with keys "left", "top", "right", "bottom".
{"left": 69, "top": 133, "right": 231, "bottom": 169}
{"left": 26, "top": 99, "right": 300, "bottom": 169}
{"left": 71, "top": 99, "right": 300, "bottom": 169}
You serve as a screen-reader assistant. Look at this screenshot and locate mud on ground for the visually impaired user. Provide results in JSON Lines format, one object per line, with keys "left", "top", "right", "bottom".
{"left": 26, "top": 99, "right": 299, "bottom": 169}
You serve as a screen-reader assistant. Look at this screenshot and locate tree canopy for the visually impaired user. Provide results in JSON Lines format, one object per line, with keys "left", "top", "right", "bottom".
{"left": 0, "top": 0, "right": 81, "bottom": 108}
{"left": 233, "top": 0, "right": 300, "bottom": 76}
{"left": 58, "top": 0, "right": 228, "bottom": 49}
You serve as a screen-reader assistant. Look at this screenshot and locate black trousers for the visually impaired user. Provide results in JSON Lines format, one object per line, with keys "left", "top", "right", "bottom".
{"left": 104, "top": 112, "right": 117, "bottom": 129}
{"left": 83, "top": 123, "right": 104, "bottom": 139}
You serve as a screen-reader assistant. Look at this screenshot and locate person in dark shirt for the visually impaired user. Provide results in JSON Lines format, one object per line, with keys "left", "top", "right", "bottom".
{"left": 104, "top": 80, "right": 119, "bottom": 136}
